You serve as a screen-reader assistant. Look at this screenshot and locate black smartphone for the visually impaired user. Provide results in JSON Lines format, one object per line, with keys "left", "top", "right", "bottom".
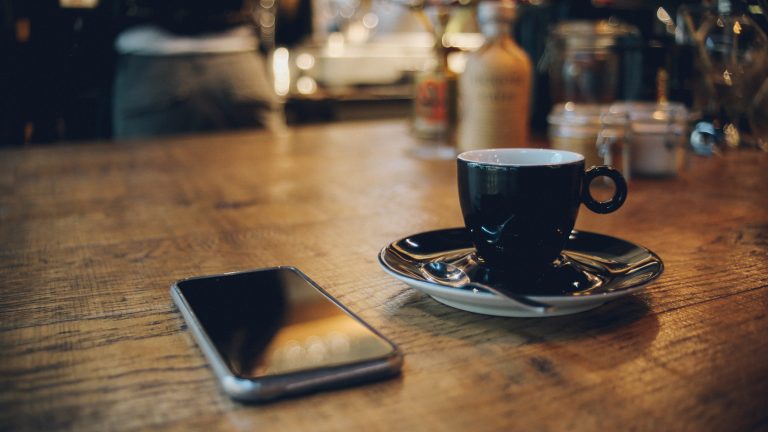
{"left": 170, "top": 267, "right": 402, "bottom": 402}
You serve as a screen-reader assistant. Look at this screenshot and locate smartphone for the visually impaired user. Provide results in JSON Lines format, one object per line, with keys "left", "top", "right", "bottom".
{"left": 170, "top": 267, "right": 402, "bottom": 402}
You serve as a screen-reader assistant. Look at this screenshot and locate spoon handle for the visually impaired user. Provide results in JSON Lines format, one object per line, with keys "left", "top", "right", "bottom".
{"left": 465, "top": 282, "right": 554, "bottom": 314}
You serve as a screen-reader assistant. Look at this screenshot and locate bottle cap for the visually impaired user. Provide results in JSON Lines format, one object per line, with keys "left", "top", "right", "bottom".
{"left": 477, "top": 1, "right": 517, "bottom": 24}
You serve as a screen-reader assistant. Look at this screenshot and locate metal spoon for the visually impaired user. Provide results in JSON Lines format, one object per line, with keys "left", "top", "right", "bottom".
{"left": 419, "top": 261, "right": 554, "bottom": 314}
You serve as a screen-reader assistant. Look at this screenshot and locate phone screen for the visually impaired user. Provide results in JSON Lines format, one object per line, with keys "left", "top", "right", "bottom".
{"left": 175, "top": 268, "right": 396, "bottom": 379}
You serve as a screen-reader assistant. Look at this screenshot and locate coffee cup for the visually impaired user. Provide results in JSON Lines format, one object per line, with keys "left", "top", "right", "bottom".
{"left": 457, "top": 148, "right": 627, "bottom": 272}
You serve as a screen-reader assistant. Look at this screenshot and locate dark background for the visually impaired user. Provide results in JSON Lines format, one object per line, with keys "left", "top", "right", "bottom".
{"left": 1, "top": 0, "right": 765, "bottom": 146}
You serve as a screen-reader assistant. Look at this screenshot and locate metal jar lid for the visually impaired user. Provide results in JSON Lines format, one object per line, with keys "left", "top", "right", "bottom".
{"left": 477, "top": 1, "right": 517, "bottom": 24}
{"left": 609, "top": 101, "right": 689, "bottom": 135}
{"left": 547, "top": 103, "right": 627, "bottom": 138}
{"left": 551, "top": 20, "right": 640, "bottom": 51}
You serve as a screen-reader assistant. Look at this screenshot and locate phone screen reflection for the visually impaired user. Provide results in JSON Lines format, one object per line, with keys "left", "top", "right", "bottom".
{"left": 177, "top": 269, "right": 395, "bottom": 378}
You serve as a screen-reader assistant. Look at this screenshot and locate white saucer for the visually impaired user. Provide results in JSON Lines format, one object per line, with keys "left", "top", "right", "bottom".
{"left": 378, "top": 228, "right": 663, "bottom": 317}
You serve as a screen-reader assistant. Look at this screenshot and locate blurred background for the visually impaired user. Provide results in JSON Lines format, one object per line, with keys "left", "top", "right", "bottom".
{"left": 1, "top": 0, "right": 767, "bottom": 146}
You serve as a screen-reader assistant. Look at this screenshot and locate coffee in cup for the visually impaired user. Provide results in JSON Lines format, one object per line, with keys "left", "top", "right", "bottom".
{"left": 457, "top": 148, "right": 627, "bottom": 273}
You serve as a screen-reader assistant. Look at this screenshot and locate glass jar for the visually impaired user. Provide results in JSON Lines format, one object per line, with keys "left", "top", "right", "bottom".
{"left": 547, "top": 103, "right": 627, "bottom": 171}
{"left": 613, "top": 101, "right": 690, "bottom": 177}
{"left": 547, "top": 20, "right": 641, "bottom": 104}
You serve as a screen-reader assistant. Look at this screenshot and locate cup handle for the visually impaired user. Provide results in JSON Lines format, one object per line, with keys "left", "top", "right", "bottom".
{"left": 581, "top": 166, "right": 628, "bottom": 214}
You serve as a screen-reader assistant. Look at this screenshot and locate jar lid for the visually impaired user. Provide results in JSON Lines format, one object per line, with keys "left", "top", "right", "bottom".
{"left": 551, "top": 20, "right": 640, "bottom": 50}
{"left": 609, "top": 101, "right": 687, "bottom": 121}
{"left": 547, "top": 103, "right": 626, "bottom": 127}
{"left": 609, "top": 101, "right": 689, "bottom": 133}
{"left": 477, "top": 1, "right": 517, "bottom": 24}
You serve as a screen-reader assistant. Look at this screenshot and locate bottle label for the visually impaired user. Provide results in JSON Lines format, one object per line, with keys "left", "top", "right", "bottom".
{"left": 458, "top": 60, "right": 531, "bottom": 151}
{"left": 415, "top": 75, "right": 446, "bottom": 122}
{"left": 463, "top": 72, "right": 524, "bottom": 102}
{"left": 413, "top": 72, "right": 456, "bottom": 140}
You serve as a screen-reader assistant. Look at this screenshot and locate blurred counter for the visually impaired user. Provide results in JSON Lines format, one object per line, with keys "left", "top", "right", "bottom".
{"left": 285, "top": 83, "right": 413, "bottom": 124}
{"left": 275, "top": 27, "right": 482, "bottom": 124}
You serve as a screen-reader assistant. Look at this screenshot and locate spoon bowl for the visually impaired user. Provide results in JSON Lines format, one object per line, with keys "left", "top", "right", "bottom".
{"left": 419, "top": 260, "right": 554, "bottom": 314}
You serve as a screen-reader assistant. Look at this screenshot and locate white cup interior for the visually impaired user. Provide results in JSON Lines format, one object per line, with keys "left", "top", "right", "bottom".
{"left": 458, "top": 148, "right": 584, "bottom": 166}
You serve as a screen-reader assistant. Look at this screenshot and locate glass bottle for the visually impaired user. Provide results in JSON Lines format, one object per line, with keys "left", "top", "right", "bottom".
{"left": 457, "top": 1, "right": 532, "bottom": 152}
{"left": 677, "top": 0, "right": 768, "bottom": 149}
{"left": 412, "top": 8, "right": 457, "bottom": 145}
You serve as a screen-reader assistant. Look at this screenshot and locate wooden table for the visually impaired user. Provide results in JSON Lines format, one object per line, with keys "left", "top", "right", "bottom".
{"left": 1, "top": 120, "right": 767, "bottom": 431}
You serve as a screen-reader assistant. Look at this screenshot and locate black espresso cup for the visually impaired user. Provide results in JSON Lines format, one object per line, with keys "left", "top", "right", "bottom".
{"left": 457, "top": 148, "right": 627, "bottom": 273}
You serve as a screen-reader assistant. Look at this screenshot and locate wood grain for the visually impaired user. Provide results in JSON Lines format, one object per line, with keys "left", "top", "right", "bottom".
{"left": 1, "top": 120, "right": 767, "bottom": 431}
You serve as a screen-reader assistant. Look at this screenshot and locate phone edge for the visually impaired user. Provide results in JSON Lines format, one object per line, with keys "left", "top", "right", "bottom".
{"left": 169, "top": 267, "right": 403, "bottom": 403}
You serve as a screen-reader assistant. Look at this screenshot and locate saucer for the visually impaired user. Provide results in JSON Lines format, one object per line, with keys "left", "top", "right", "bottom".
{"left": 378, "top": 228, "right": 663, "bottom": 317}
